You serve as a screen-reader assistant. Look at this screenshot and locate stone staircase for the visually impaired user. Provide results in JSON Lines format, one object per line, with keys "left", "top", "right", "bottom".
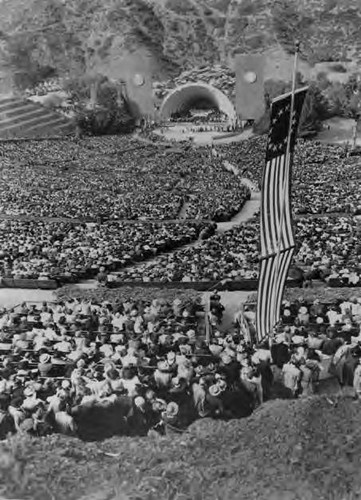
{"left": 0, "top": 95, "right": 74, "bottom": 139}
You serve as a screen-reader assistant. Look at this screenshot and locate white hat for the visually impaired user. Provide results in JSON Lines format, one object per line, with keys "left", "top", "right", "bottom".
{"left": 275, "top": 333, "right": 286, "bottom": 344}
{"left": 292, "top": 335, "right": 305, "bottom": 345}
{"left": 157, "top": 360, "right": 170, "bottom": 372}
{"left": 166, "top": 402, "right": 179, "bottom": 418}
{"left": 209, "top": 384, "right": 222, "bottom": 397}
{"left": 24, "top": 386, "right": 35, "bottom": 397}
{"left": 167, "top": 351, "right": 176, "bottom": 362}
{"left": 39, "top": 353, "right": 51, "bottom": 364}
{"left": 134, "top": 396, "right": 146, "bottom": 410}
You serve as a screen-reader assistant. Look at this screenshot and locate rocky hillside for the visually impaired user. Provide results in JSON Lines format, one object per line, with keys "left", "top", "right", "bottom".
{"left": 0, "top": 0, "right": 361, "bottom": 89}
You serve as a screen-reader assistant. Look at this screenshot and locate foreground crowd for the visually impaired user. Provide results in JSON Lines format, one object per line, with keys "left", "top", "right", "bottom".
{"left": 268, "top": 295, "right": 361, "bottom": 397}
{"left": 0, "top": 296, "right": 255, "bottom": 439}
{"left": 1, "top": 292, "right": 361, "bottom": 439}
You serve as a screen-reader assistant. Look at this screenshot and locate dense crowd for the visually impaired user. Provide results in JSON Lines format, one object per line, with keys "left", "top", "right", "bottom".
{"left": 25, "top": 79, "right": 63, "bottom": 97}
{"left": 218, "top": 138, "right": 361, "bottom": 215}
{"left": 2, "top": 135, "right": 361, "bottom": 284}
{"left": 0, "top": 220, "right": 213, "bottom": 282}
{"left": 170, "top": 110, "right": 229, "bottom": 123}
{"left": 295, "top": 216, "right": 361, "bottom": 285}
{"left": 2, "top": 292, "right": 361, "bottom": 439}
{"left": 113, "top": 218, "right": 260, "bottom": 283}
{"left": 264, "top": 295, "right": 361, "bottom": 398}
{"left": 0, "top": 296, "right": 261, "bottom": 439}
{"left": 0, "top": 137, "right": 250, "bottom": 221}
{"left": 111, "top": 214, "right": 361, "bottom": 284}
{"left": 237, "top": 295, "right": 361, "bottom": 399}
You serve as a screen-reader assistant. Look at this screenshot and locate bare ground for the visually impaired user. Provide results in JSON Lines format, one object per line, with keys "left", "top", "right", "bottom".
{"left": 1, "top": 395, "right": 361, "bottom": 500}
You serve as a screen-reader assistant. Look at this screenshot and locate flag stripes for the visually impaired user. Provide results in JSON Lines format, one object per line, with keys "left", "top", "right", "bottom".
{"left": 256, "top": 248, "right": 294, "bottom": 342}
{"left": 256, "top": 86, "right": 308, "bottom": 342}
{"left": 260, "top": 153, "right": 294, "bottom": 255}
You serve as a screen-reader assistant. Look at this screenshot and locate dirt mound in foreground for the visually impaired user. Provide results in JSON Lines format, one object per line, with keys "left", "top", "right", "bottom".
{"left": 1, "top": 395, "right": 361, "bottom": 500}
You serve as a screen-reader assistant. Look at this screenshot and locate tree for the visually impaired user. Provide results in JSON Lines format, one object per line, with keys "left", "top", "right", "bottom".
{"left": 72, "top": 77, "right": 136, "bottom": 136}
{"left": 299, "top": 83, "right": 329, "bottom": 133}
{"left": 254, "top": 78, "right": 328, "bottom": 136}
{"left": 343, "top": 74, "right": 361, "bottom": 120}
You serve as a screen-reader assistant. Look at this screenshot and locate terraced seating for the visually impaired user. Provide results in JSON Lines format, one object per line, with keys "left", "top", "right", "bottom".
{"left": 0, "top": 95, "right": 74, "bottom": 139}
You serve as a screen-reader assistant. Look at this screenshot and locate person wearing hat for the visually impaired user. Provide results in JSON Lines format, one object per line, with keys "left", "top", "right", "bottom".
{"left": 120, "top": 366, "right": 141, "bottom": 398}
{"left": 297, "top": 306, "right": 310, "bottom": 326}
{"left": 282, "top": 355, "right": 301, "bottom": 397}
{"left": 326, "top": 306, "right": 342, "bottom": 326}
{"left": 22, "top": 386, "right": 42, "bottom": 412}
{"left": 127, "top": 396, "right": 150, "bottom": 436}
{"left": 161, "top": 401, "right": 181, "bottom": 431}
{"left": 154, "top": 360, "right": 173, "bottom": 390}
{"left": 307, "top": 330, "right": 324, "bottom": 351}
{"left": 38, "top": 353, "right": 53, "bottom": 378}
{"left": 218, "top": 350, "right": 239, "bottom": 387}
{"left": 271, "top": 333, "right": 291, "bottom": 369}
{"left": 310, "top": 299, "right": 324, "bottom": 319}
{"left": 0, "top": 396, "right": 14, "bottom": 438}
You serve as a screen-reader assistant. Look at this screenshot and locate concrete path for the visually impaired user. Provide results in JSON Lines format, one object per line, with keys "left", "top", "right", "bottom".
{"left": 201, "top": 290, "right": 252, "bottom": 333}
{"left": 0, "top": 280, "right": 100, "bottom": 309}
{"left": 0, "top": 289, "right": 57, "bottom": 308}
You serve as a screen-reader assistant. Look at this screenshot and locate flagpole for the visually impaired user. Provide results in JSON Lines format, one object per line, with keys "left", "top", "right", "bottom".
{"left": 271, "top": 41, "right": 300, "bottom": 337}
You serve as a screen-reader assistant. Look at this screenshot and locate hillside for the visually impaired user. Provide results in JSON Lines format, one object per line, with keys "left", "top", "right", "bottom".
{"left": 1, "top": 0, "right": 361, "bottom": 90}
{"left": 1, "top": 395, "right": 361, "bottom": 500}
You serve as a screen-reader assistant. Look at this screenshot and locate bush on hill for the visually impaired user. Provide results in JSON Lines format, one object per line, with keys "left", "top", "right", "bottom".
{"left": 330, "top": 63, "right": 348, "bottom": 73}
{"left": 67, "top": 76, "right": 137, "bottom": 135}
{"left": 325, "top": 74, "right": 361, "bottom": 119}
{"left": 75, "top": 106, "right": 136, "bottom": 135}
{"left": 254, "top": 77, "right": 328, "bottom": 135}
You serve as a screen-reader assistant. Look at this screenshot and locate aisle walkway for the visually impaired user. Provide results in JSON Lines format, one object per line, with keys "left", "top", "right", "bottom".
{"left": 217, "top": 188, "right": 260, "bottom": 233}
{"left": 111, "top": 167, "right": 261, "bottom": 278}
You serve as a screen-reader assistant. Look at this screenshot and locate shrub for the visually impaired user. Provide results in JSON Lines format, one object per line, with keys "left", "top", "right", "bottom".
{"left": 330, "top": 63, "right": 348, "bottom": 73}
{"left": 75, "top": 105, "right": 136, "bottom": 136}
{"left": 254, "top": 80, "right": 328, "bottom": 135}
{"left": 65, "top": 74, "right": 137, "bottom": 135}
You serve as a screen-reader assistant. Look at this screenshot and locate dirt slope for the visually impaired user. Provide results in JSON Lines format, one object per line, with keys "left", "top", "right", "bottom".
{"left": 1, "top": 395, "right": 361, "bottom": 500}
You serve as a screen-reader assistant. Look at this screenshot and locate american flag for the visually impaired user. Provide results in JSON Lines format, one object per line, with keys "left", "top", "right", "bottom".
{"left": 256, "top": 86, "right": 308, "bottom": 342}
